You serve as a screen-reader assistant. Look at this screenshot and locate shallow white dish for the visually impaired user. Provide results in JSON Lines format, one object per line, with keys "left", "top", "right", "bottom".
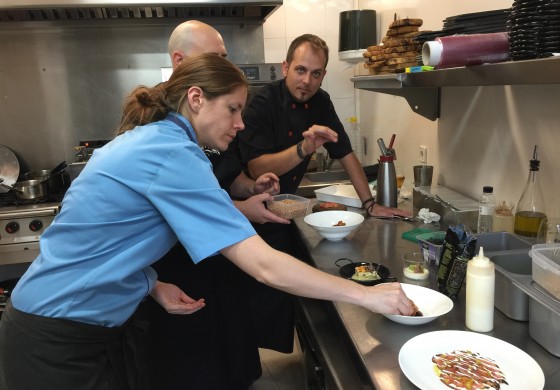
{"left": 383, "top": 284, "right": 453, "bottom": 325}
{"left": 399, "top": 330, "right": 545, "bottom": 390}
{"left": 304, "top": 210, "right": 364, "bottom": 241}
{"left": 314, "top": 184, "right": 375, "bottom": 208}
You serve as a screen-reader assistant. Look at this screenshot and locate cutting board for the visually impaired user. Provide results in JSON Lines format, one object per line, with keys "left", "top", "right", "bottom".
{"left": 314, "top": 184, "right": 375, "bottom": 208}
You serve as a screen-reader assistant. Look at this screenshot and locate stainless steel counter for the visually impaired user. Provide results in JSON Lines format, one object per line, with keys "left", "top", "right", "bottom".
{"left": 293, "top": 202, "right": 560, "bottom": 389}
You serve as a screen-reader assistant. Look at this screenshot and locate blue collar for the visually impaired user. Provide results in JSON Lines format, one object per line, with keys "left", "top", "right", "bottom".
{"left": 165, "top": 112, "right": 198, "bottom": 144}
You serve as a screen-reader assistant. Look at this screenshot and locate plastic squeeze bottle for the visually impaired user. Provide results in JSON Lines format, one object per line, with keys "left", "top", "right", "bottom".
{"left": 465, "top": 247, "right": 495, "bottom": 332}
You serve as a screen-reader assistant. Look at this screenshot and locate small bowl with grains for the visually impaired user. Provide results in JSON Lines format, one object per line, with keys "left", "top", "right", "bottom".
{"left": 266, "top": 194, "right": 310, "bottom": 219}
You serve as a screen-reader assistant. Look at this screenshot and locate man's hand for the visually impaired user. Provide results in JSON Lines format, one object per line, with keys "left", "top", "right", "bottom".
{"left": 150, "top": 281, "right": 206, "bottom": 315}
{"left": 369, "top": 203, "right": 413, "bottom": 218}
{"left": 253, "top": 172, "right": 280, "bottom": 195}
{"left": 301, "top": 125, "right": 338, "bottom": 156}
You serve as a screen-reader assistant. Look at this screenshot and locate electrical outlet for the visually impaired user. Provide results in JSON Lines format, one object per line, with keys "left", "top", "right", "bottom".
{"left": 419, "top": 145, "right": 428, "bottom": 163}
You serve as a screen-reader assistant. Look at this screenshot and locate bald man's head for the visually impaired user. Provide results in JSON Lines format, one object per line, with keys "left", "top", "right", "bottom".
{"left": 168, "top": 20, "right": 227, "bottom": 70}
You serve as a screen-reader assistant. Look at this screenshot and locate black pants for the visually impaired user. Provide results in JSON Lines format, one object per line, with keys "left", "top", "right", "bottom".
{"left": 0, "top": 302, "right": 147, "bottom": 390}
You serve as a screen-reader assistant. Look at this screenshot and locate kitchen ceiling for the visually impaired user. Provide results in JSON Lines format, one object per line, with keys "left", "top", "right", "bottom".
{"left": 0, "top": 0, "right": 283, "bottom": 24}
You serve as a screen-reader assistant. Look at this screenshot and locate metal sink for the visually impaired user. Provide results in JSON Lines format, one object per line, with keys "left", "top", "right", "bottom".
{"left": 304, "top": 170, "right": 350, "bottom": 182}
{"left": 490, "top": 250, "right": 532, "bottom": 322}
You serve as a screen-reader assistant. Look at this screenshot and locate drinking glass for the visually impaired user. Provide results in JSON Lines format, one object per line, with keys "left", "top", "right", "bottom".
{"left": 396, "top": 165, "right": 405, "bottom": 202}
{"left": 536, "top": 217, "right": 560, "bottom": 244}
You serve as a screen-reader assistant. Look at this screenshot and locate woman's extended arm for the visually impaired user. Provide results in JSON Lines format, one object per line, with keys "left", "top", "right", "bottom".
{"left": 221, "top": 235, "right": 414, "bottom": 315}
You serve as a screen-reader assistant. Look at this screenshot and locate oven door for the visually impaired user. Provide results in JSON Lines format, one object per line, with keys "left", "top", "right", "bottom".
{"left": 0, "top": 242, "right": 40, "bottom": 266}
{"left": 0, "top": 244, "right": 36, "bottom": 319}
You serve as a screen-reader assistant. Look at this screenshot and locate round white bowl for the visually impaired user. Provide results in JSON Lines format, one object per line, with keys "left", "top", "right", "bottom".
{"left": 304, "top": 210, "right": 364, "bottom": 241}
{"left": 383, "top": 283, "right": 454, "bottom": 325}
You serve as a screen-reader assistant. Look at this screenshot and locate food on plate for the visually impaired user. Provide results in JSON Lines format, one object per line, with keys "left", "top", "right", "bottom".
{"left": 432, "top": 350, "right": 508, "bottom": 389}
{"left": 312, "top": 202, "right": 347, "bottom": 212}
{"left": 403, "top": 263, "right": 429, "bottom": 280}
{"left": 410, "top": 300, "right": 423, "bottom": 317}
{"left": 351, "top": 264, "right": 380, "bottom": 281}
{"left": 333, "top": 220, "right": 346, "bottom": 226}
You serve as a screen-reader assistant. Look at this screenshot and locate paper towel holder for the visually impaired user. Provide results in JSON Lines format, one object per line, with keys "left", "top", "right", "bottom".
{"left": 338, "top": 9, "right": 376, "bottom": 63}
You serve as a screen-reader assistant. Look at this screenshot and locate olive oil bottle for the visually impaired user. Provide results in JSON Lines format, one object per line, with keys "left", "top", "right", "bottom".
{"left": 514, "top": 145, "right": 546, "bottom": 237}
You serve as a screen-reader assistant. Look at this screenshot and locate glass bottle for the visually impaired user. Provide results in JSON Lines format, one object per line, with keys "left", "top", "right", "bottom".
{"left": 514, "top": 145, "right": 547, "bottom": 237}
{"left": 477, "top": 186, "right": 495, "bottom": 233}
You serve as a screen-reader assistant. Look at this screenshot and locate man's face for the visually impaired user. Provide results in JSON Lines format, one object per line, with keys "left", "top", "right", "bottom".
{"left": 282, "top": 42, "right": 327, "bottom": 103}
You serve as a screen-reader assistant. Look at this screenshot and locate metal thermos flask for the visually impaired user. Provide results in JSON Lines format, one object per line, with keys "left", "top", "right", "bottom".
{"left": 377, "top": 155, "right": 397, "bottom": 208}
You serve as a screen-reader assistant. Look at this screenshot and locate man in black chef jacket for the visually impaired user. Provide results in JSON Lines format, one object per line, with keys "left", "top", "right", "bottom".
{"left": 237, "top": 34, "right": 412, "bottom": 353}
{"left": 137, "top": 20, "right": 290, "bottom": 390}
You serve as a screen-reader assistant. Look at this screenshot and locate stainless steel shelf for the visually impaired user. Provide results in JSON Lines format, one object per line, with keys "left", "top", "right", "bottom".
{"left": 351, "top": 56, "right": 560, "bottom": 121}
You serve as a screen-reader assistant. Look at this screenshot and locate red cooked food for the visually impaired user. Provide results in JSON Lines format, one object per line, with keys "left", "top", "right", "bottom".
{"left": 312, "top": 202, "right": 347, "bottom": 212}
{"left": 432, "top": 350, "right": 508, "bottom": 389}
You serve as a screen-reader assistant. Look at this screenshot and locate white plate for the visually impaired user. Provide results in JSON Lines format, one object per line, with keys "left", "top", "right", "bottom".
{"left": 383, "top": 284, "right": 453, "bottom": 325}
{"left": 399, "top": 330, "right": 545, "bottom": 390}
{"left": 304, "top": 210, "right": 364, "bottom": 241}
{"left": 314, "top": 184, "right": 375, "bottom": 208}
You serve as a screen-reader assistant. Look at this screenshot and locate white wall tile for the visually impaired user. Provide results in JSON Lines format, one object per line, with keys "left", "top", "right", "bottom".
{"left": 331, "top": 97, "right": 357, "bottom": 129}
{"left": 263, "top": 4, "right": 286, "bottom": 39}
{"left": 284, "top": 0, "right": 327, "bottom": 37}
{"left": 264, "top": 38, "right": 288, "bottom": 63}
{"left": 323, "top": 34, "right": 357, "bottom": 99}
{"left": 325, "top": 0, "right": 355, "bottom": 38}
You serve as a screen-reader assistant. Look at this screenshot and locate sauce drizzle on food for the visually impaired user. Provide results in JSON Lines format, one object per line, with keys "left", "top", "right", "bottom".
{"left": 432, "top": 350, "right": 508, "bottom": 389}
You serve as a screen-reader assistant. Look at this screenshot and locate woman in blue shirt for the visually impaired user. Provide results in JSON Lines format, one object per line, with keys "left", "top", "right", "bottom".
{"left": 0, "top": 53, "right": 414, "bottom": 390}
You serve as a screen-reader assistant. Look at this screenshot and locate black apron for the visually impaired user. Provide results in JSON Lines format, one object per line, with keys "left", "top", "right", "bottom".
{"left": 0, "top": 302, "right": 148, "bottom": 390}
{"left": 136, "top": 245, "right": 263, "bottom": 390}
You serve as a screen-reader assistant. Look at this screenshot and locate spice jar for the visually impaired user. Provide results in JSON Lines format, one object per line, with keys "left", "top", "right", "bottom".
{"left": 493, "top": 201, "right": 514, "bottom": 233}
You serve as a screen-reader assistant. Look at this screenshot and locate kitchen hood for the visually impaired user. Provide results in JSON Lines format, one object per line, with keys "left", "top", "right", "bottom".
{"left": 0, "top": 0, "right": 283, "bottom": 24}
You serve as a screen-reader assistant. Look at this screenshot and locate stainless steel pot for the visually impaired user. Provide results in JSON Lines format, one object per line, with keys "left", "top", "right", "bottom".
{"left": 0, "top": 178, "right": 48, "bottom": 200}
{"left": 23, "top": 161, "right": 67, "bottom": 195}
{"left": 24, "top": 169, "right": 63, "bottom": 194}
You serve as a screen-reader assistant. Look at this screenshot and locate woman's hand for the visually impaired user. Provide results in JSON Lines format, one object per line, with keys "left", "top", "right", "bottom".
{"left": 150, "top": 281, "right": 206, "bottom": 315}
{"left": 362, "top": 282, "right": 415, "bottom": 315}
{"left": 253, "top": 172, "right": 280, "bottom": 195}
{"left": 234, "top": 193, "right": 291, "bottom": 224}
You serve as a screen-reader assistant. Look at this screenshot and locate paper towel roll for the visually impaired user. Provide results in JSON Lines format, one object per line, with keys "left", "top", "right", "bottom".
{"left": 422, "top": 32, "right": 510, "bottom": 68}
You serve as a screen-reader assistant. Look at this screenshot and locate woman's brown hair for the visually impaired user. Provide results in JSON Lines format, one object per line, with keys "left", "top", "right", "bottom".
{"left": 117, "top": 53, "right": 247, "bottom": 135}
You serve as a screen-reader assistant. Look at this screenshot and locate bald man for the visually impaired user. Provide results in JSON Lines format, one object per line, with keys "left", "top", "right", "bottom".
{"left": 168, "top": 20, "right": 227, "bottom": 68}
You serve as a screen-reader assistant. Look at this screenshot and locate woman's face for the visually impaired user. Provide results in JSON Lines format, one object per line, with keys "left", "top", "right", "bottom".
{"left": 195, "top": 86, "right": 247, "bottom": 151}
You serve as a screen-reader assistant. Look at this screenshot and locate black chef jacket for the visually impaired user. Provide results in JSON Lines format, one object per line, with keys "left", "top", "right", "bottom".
{"left": 238, "top": 79, "right": 353, "bottom": 195}
{"left": 235, "top": 80, "right": 354, "bottom": 353}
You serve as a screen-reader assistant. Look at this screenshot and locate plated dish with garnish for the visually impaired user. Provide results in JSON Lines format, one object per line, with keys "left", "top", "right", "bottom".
{"left": 335, "top": 258, "right": 394, "bottom": 286}
{"left": 399, "top": 330, "right": 545, "bottom": 390}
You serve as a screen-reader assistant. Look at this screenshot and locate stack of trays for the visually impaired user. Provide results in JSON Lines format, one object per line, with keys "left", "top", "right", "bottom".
{"left": 415, "top": 9, "right": 510, "bottom": 47}
{"left": 539, "top": 0, "right": 560, "bottom": 57}
{"left": 508, "top": 0, "right": 560, "bottom": 60}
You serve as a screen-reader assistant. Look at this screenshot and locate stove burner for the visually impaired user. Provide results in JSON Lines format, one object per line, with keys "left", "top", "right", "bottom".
{"left": 0, "top": 189, "right": 65, "bottom": 207}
